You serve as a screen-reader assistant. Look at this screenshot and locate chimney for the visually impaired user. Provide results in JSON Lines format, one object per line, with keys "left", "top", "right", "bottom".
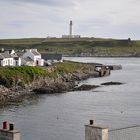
{"left": 0, "top": 121, "right": 21, "bottom": 140}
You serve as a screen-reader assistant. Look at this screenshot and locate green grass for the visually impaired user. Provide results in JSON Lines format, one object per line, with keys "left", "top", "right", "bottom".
{"left": 0, "top": 37, "right": 140, "bottom": 56}
{"left": 0, "top": 66, "right": 48, "bottom": 87}
{"left": 54, "top": 61, "right": 80, "bottom": 73}
{"left": 54, "top": 61, "right": 94, "bottom": 74}
{"left": 0, "top": 38, "right": 45, "bottom": 45}
{"left": 0, "top": 61, "right": 94, "bottom": 88}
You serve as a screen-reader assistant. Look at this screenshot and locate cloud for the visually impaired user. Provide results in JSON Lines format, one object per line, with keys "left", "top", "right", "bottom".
{"left": 2, "top": 0, "right": 76, "bottom": 7}
{"left": 0, "top": 0, "right": 140, "bottom": 39}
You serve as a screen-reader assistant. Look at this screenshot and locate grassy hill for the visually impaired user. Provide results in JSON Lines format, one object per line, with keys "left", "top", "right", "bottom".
{"left": 0, "top": 37, "right": 140, "bottom": 56}
{"left": 0, "top": 61, "right": 94, "bottom": 88}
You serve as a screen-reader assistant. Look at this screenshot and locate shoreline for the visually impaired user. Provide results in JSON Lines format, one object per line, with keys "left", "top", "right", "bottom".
{"left": 63, "top": 55, "right": 140, "bottom": 58}
{"left": 0, "top": 63, "right": 111, "bottom": 106}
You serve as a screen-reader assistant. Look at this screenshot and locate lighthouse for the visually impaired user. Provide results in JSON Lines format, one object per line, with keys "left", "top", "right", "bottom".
{"left": 69, "top": 20, "right": 73, "bottom": 36}
{"left": 62, "top": 20, "right": 80, "bottom": 38}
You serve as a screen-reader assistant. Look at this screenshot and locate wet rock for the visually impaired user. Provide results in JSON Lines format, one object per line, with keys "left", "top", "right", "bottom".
{"left": 73, "top": 84, "right": 100, "bottom": 91}
{"left": 101, "top": 81, "right": 123, "bottom": 85}
{"left": 0, "top": 63, "right": 111, "bottom": 104}
{"left": 33, "top": 87, "right": 54, "bottom": 94}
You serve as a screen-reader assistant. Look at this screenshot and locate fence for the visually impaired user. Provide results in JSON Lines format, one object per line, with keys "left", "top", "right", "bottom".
{"left": 85, "top": 120, "right": 140, "bottom": 140}
{"left": 109, "top": 125, "right": 140, "bottom": 140}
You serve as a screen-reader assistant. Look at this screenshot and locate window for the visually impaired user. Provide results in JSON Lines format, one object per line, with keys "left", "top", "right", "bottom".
{"left": 16, "top": 61, "right": 18, "bottom": 66}
{"left": 3, "top": 60, "right": 5, "bottom": 65}
{"left": 11, "top": 59, "right": 13, "bottom": 65}
{"left": 8, "top": 59, "right": 10, "bottom": 65}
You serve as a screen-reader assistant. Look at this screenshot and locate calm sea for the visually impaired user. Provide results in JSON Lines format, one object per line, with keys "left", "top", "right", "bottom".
{"left": 0, "top": 57, "right": 140, "bottom": 140}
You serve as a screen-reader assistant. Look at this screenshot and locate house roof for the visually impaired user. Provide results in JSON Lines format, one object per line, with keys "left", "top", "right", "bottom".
{"left": 20, "top": 57, "right": 34, "bottom": 66}
{"left": 0, "top": 53, "right": 12, "bottom": 59}
{"left": 11, "top": 53, "right": 19, "bottom": 58}
{"left": 0, "top": 54, "right": 4, "bottom": 60}
{"left": 0, "top": 49, "right": 14, "bottom": 54}
{"left": 21, "top": 56, "right": 33, "bottom": 62}
{"left": 31, "top": 50, "right": 40, "bottom": 56}
{"left": 41, "top": 53, "right": 62, "bottom": 60}
{"left": 17, "top": 52, "right": 24, "bottom": 57}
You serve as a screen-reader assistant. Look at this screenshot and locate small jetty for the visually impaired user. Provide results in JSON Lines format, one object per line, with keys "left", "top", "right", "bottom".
{"left": 87, "top": 62, "right": 122, "bottom": 70}
{"left": 94, "top": 64, "right": 122, "bottom": 70}
{"left": 107, "top": 64, "right": 122, "bottom": 70}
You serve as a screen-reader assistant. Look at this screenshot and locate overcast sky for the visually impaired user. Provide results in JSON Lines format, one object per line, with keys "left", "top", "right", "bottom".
{"left": 0, "top": 0, "right": 140, "bottom": 39}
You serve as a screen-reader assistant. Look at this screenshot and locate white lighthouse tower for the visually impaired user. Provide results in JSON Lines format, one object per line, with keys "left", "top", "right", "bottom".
{"left": 62, "top": 20, "right": 80, "bottom": 38}
{"left": 69, "top": 20, "right": 73, "bottom": 36}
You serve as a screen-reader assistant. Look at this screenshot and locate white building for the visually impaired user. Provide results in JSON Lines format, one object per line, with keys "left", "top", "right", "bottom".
{"left": 20, "top": 57, "right": 35, "bottom": 66}
{"left": 0, "top": 53, "right": 14, "bottom": 66}
{"left": 1, "top": 49, "right": 21, "bottom": 66}
{"left": 62, "top": 20, "right": 81, "bottom": 39}
{"left": 62, "top": 35, "right": 80, "bottom": 38}
{"left": 13, "top": 55, "right": 21, "bottom": 66}
{"left": 23, "top": 49, "right": 44, "bottom": 66}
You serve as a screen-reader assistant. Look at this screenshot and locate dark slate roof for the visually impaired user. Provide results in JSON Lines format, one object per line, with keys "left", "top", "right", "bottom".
{"left": 22, "top": 57, "right": 33, "bottom": 62}
{"left": 31, "top": 50, "right": 40, "bottom": 56}
{"left": 0, "top": 54, "right": 4, "bottom": 60}
{"left": 17, "top": 52, "right": 24, "bottom": 57}
{"left": 11, "top": 53, "right": 19, "bottom": 58}
{"left": 0, "top": 49, "right": 13, "bottom": 54}
{"left": 20, "top": 57, "right": 34, "bottom": 64}
{"left": 41, "top": 53, "right": 62, "bottom": 61}
{"left": 0, "top": 53, "right": 12, "bottom": 59}
{"left": 14, "top": 57, "right": 19, "bottom": 60}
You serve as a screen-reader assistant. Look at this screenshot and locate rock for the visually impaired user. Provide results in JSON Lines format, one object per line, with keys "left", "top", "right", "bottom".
{"left": 73, "top": 84, "right": 100, "bottom": 91}
{"left": 101, "top": 81, "right": 123, "bottom": 85}
{"left": 0, "top": 63, "right": 111, "bottom": 104}
{"left": 33, "top": 87, "right": 54, "bottom": 94}
{"left": 33, "top": 81, "right": 75, "bottom": 94}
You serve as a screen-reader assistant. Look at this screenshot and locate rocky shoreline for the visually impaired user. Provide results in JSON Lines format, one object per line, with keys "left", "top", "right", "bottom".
{"left": 0, "top": 63, "right": 113, "bottom": 106}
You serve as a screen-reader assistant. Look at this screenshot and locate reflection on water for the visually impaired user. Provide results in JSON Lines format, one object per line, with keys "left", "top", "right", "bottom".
{"left": 0, "top": 57, "right": 140, "bottom": 140}
{"left": 0, "top": 94, "right": 41, "bottom": 109}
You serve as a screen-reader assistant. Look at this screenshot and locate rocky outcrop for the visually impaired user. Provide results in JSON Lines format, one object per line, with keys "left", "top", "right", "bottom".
{"left": 73, "top": 84, "right": 99, "bottom": 91}
{"left": 31, "top": 70, "right": 100, "bottom": 94}
{"left": 101, "top": 81, "right": 123, "bottom": 85}
{"left": 0, "top": 65, "right": 111, "bottom": 105}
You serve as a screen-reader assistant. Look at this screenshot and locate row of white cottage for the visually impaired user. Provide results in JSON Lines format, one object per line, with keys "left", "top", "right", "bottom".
{"left": 0, "top": 49, "right": 44, "bottom": 66}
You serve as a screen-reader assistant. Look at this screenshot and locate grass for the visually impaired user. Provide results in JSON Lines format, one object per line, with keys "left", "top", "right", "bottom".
{"left": 54, "top": 61, "right": 94, "bottom": 74}
{"left": 0, "top": 37, "right": 140, "bottom": 56}
{"left": 0, "top": 38, "right": 45, "bottom": 45}
{"left": 0, "top": 66, "right": 48, "bottom": 87}
{"left": 0, "top": 61, "right": 94, "bottom": 88}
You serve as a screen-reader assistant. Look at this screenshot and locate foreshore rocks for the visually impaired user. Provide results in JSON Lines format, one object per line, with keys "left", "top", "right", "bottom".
{"left": 101, "top": 81, "right": 123, "bottom": 85}
{"left": 0, "top": 88, "right": 31, "bottom": 105}
{"left": 31, "top": 70, "right": 101, "bottom": 94}
{"left": 73, "top": 84, "right": 100, "bottom": 91}
{"left": 0, "top": 64, "right": 112, "bottom": 105}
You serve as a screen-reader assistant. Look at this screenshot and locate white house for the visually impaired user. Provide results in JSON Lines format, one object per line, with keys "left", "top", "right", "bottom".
{"left": 20, "top": 57, "right": 35, "bottom": 66}
{"left": 0, "top": 53, "right": 14, "bottom": 66}
{"left": 1, "top": 49, "right": 21, "bottom": 66}
{"left": 11, "top": 53, "right": 21, "bottom": 66}
{"left": 23, "top": 49, "right": 44, "bottom": 66}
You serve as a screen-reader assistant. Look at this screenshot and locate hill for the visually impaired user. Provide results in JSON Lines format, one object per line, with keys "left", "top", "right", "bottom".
{"left": 0, "top": 37, "right": 140, "bottom": 56}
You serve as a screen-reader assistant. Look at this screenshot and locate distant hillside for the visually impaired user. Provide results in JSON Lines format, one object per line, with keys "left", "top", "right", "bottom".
{"left": 0, "top": 37, "right": 140, "bottom": 56}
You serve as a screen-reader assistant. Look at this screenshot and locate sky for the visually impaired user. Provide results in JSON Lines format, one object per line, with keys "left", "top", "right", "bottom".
{"left": 0, "top": 0, "right": 140, "bottom": 39}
